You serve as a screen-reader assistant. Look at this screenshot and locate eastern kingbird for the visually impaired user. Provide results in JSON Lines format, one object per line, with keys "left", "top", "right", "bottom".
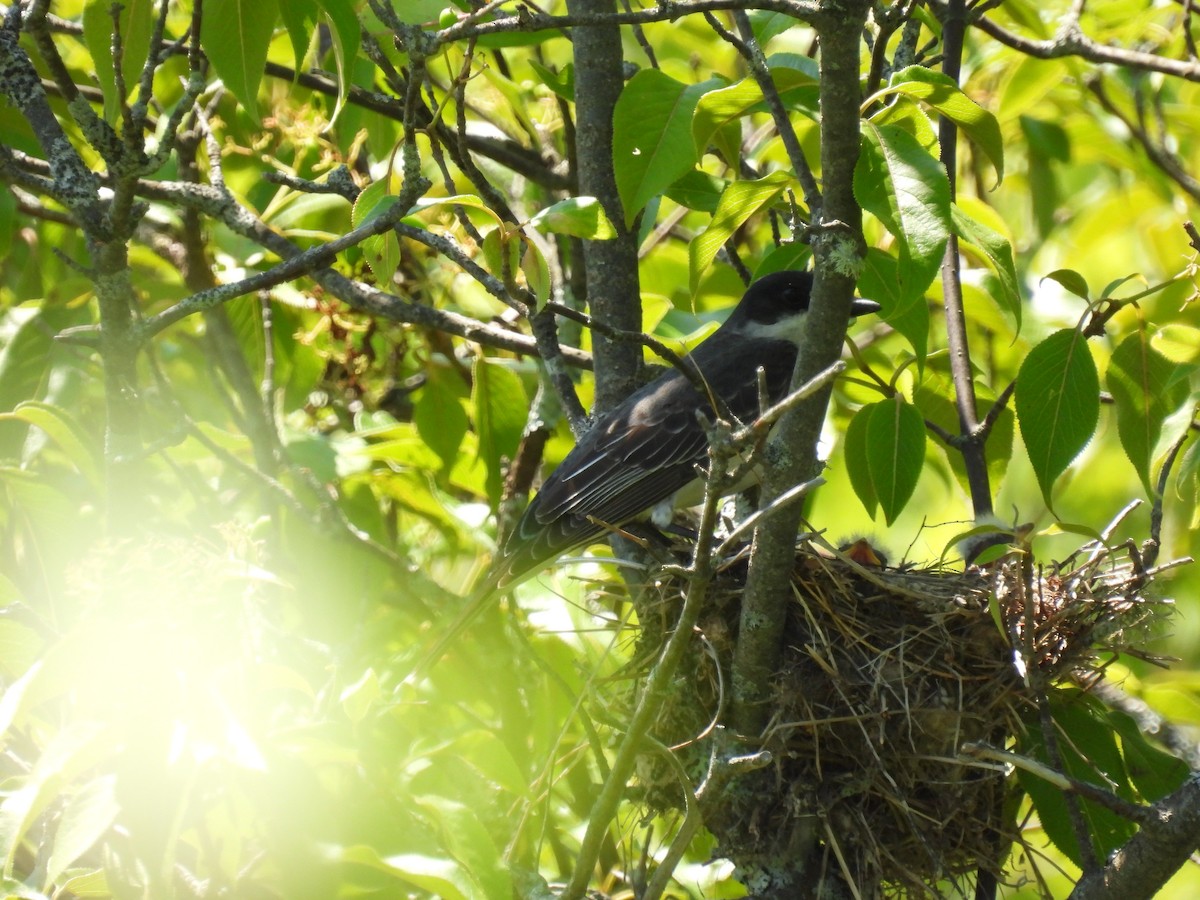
{"left": 408, "top": 270, "right": 878, "bottom": 677}
{"left": 484, "top": 269, "right": 880, "bottom": 592}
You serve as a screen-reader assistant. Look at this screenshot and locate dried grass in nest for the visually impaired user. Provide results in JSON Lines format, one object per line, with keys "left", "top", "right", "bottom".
{"left": 633, "top": 536, "right": 1172, "bottom": 896}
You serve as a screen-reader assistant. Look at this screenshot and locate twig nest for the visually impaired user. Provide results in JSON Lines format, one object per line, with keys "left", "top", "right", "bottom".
{"left": 631, "top": 538, "right": 1172, "bottom": 896}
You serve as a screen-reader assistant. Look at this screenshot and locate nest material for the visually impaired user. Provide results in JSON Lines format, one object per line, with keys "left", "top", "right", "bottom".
{"left": 634, "top": 538, "right": 1170, "bottom": 896}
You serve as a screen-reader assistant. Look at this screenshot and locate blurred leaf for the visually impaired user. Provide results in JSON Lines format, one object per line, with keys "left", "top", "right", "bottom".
{"left": 200, "top": 0, "right": 279, "bottom": 122}
{"left": 664, "top": 170, "right": 726, "bottom": 214}
{"left": 1042, "top": 268, "right": 1090, "bottom": 301}
{"left": 82, "top": 0, "right": 155, "bottom": 122}
{"left": 528, "top": 197, "right": 617, "bottom": 239}
{"left": 748, "top": 10, "right": 799, "bottom": 45}
{"left": 338, "top": 845, "right": 477, "bottom": 899}
{"left": 314, "top": 0, "right": 360, "bottom": 122}
{"left": 46, "top": 775, "right": 119, "bottom": 885}
{"left": 1151, "top": 323, "right": 1200, "bottom": 365}
{"left": 692, "top": 54, "right": 818, "bottom": 158}
{"left": 1100, "top": 274, "right": 1141, "bottom": 299}
{"left": 0, "top": 724, "right": 113, "bottom": 878}
{"left": 613, "top": 71, "right": 716, "bottom": 227}
{"left": 521, "top": 239, "right": 551, "bottom": 307}
{"left": 0, "top": 401, "right": 101, "bottom": 488}
{"left": 472, "top": 360, "right": 528, "bottom": 508}
{"left": 688, "top": 173, "right": 790, "bottom": 293}
{"left": 858, "top": 248, "right": 928, "bottom": 362}
{"left": 407, "top": 194, "right": 505, "bottom": 228}
{"left": 414, "top": 367, "right": 470, "bottom": 475}
{"left": 528, "top": 60, "right": 574, "bottom": 101}
{"left": 0, "top": 620, "right": 42, "bottom": 680}
{"left": 0, "top": 309, "right": 56, "bottom": 455}
{"left": 0, "top": 186, "right": 15, "bottom": 257}
{"left": 951, "top": 202, "right": 1021, "bottom": 328}
{"left": 866, "top": 66, "right": 1004, "bottom": 185}
{"left": 1015, "top": 329, "right": 1099, "bottom": 505}
{"left": 1106, "top": 329, "right": 1192, "bottom": 494}
{"left": 414, "top": 796, "right": 511, "bottom": 900}
{"left": 340, "top": 668, "right": 380, "bottom": 724}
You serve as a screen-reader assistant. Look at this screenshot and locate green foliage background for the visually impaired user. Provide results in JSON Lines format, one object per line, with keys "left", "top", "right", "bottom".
{"left": 0, "top": 0, "right": 1198, "bottom": 897}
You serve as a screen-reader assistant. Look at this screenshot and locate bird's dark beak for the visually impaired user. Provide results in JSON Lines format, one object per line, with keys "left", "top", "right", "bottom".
{"left": 850, "top": 298, "right": 882, "bottom": 318}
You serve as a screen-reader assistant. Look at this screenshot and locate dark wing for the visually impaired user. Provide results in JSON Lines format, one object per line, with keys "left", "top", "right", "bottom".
{"left": 491, "top": 372, "right": 707, "bottom": 587}
{"left": 492, "top": 333, "right": 800, "bottom": 588}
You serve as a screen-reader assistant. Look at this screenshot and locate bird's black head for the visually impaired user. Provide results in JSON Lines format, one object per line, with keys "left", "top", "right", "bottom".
{"left": 724, "top": 270, "right": 880, "bottom": 341}
{"left": 725, "top": 270, "right": 814, "bottom": 332}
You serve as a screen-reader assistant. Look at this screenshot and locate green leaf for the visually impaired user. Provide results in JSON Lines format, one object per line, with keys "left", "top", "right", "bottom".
{"left": 352, "top": 180, "right": 401, "bottom": 285}
{"left": 407, "top": 194, "right": 505, "bottom": 229}
{"left": 528, "top": 60, "right": 574, "bottom": 101}
{"left": 870, "top": 98, "right": 938, "bottom": 152}
{"left": 414, "top": 372, "right": 470, "bottom": 477}
{"left": 200, "top": 0, "right": 280, "bottom": 123}
{"left": 1015, "top": 329, "right": 1100, "bottom": 505}
{"left": 313, "top": 0, "right": 360, "bottom": 122}
{"left": 950, "top": 202, "right": 1022, "bottom": 328}
{"left": 0, "top": 401, "right": 101, "bottom": 488}
{"left": 843, "top": 405, "right": 877, "bottom": 518}
{"left": 692, "top": 55, "right": 818, "bottom": 158}
{"left": 866, "top": 66, "right": 1004, "bottom": 185}
{"left": 664, "top": 170, "right": 726, "bottom": 213}
{"left": 472, "top": 360, "right": 528, "bottom": 508}
{"left": 688, "top": 172, "right": 790, "bottom": 293}
{"left": 1041, "top": 268, "right": 1090, "bottom": 301}
{"left": 276, "top": 0, "right": 318, "bottom": 70}
{"left": 1106, "top": 329, "right": 1193, "bottom": 494}
{"left": 613, "top": 71, "right": 717, "bottom": 227}
{"left": 528, "top": 197, "right": 617, "bottom": 239}
{"left": 845, "top": 398, "right": 926, "bottom": 523}
{"left": 1152, "top": 324, "right": 1200, "bottom": 365}
{"left": 748, "top": 10, "right": 799, "bottom": 46}
{"left": 855, "top": 122, "right": 951, "bottom": 316}
{"left": 82, "top": 0, "right": 156, "bottom": 122}
{"left": 1018, "top": 693, "right": 1138, "bottom": 867}
{"left": 857, "top": 248, "right": 927, "bottom": 362}
{"left": 1108, "top": 710, "right": 1189, "bottom": 802}
{"left": 1100, "top": 273, "right": 1140, "bottom": 299}
{"left": 865, "top": 396, "right": 926, "bottom": 525}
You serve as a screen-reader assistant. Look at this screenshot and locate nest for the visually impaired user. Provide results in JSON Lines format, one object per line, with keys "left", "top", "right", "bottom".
{"left": 630, "top": 536, "right": 1173, "bottom": 897}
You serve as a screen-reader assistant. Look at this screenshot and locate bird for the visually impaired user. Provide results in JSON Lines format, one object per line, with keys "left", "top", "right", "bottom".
{"left": 407, "top": 270, "right": 880, "bottom": 678}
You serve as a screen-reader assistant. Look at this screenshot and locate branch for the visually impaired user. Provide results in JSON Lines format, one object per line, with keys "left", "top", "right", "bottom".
{"left": 1070, "top": 773, "right": 1200, "bottom": 899}
{"left": 436, "top": 0, "right": 821, "bottom": 45}
{"left": 949, "top": 0, "right": 1200, "bottom": 83}
{"left": 731, "top": 0, "right": 869, "bottom": 739}
{"left": 937, "top": 0, "right": 994, "bottom": 519}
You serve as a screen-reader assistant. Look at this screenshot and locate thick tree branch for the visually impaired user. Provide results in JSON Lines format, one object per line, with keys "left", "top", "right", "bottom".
{"left": 567, "top": 0, "right": 642, "bottom": 413}
{"left": 731, "top": 0, "right": 868, "bottom": 739}
{"left": 1070, "top": 773, "right": 1200, "bottom": 900}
